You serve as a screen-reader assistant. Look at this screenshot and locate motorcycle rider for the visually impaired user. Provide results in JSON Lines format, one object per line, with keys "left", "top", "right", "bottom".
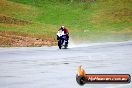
{"left": 57, "top": 26, "right": 69, "bottom": 43}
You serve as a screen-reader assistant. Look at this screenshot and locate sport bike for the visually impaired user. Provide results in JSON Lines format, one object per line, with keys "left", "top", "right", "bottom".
{"left": 57, "top": 30, "right": 68, "bottom": 49}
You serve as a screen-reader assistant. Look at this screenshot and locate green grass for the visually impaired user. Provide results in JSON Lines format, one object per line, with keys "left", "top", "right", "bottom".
{"left": 0, "top": 0, "right": 132, "bottom": 45}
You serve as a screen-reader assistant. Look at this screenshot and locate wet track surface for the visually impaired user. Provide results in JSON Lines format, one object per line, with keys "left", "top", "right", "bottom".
{"left": 0, "top": 41, "right": 132, "bottom": 88}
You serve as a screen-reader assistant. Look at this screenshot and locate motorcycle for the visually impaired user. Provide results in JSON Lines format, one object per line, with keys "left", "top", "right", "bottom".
{"left": 57, "top": 30, "right": 68, "bottom": 49}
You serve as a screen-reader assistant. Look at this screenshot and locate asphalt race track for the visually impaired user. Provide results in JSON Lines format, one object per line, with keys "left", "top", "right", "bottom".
{"left": 0, "top": 41, "right": 132, "bottom": 88}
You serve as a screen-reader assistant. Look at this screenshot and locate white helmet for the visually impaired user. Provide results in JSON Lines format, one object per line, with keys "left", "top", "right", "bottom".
{"left": 61, "top": 26, "right": 65, "bottom": 29}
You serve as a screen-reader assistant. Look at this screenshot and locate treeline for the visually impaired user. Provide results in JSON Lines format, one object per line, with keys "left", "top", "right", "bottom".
{"left": 44, "top": 0, "right": 96, "bottom": 3}
{"left": 9, "top": 0, "right": 96, "bottom": 5}
{"left": 54, "top": 0, "right": 96, "bottom": 2}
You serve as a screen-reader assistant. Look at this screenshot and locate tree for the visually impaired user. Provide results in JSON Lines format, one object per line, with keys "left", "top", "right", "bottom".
{"left": 80, "top": 0, "right": 96, "bottom": 2}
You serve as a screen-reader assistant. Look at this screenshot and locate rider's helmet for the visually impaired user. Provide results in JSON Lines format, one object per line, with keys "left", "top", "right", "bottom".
{"left": 61, "top": 26, "right": 65, "bottom": 29}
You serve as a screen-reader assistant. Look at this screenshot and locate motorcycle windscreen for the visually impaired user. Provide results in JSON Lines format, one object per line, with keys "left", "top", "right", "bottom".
{"left": 57, "top": 30, "right": 65, "bottom": 37}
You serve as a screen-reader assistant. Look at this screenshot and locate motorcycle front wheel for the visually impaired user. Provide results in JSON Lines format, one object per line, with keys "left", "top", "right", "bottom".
{"left": 58, "top": 40, "right": 62, "bottom": 49}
